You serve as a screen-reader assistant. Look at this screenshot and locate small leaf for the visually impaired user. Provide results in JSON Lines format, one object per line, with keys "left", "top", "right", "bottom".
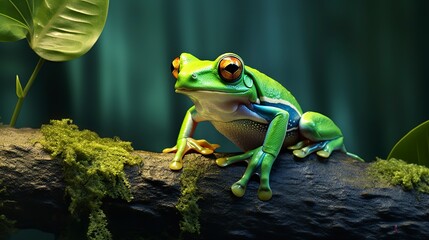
{"left": 15, "top": 75, "right": 24, "bottom": 98}
{"left": 388, "top": 120, "right": 429, "bottom": 167}
{"left": 0, "top": 0, "right": 33, "bottom": 41}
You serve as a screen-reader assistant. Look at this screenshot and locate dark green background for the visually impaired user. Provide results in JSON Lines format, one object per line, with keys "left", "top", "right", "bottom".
{"left": 1, "top": 0, "right": 428, "bottom": 161}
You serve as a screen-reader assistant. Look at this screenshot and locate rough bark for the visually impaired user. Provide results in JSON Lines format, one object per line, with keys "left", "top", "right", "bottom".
{"left": 0, "top": 127, "right": 428, "bottom": 239}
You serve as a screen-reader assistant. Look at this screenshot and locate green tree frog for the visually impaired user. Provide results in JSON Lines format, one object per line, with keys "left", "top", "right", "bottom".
{"left": 163, "top": 53, "right": 360, "bottom": 201}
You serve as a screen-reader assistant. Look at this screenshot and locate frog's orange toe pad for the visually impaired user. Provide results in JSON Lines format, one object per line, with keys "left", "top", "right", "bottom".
{"left": 162, "top": 147, "right": 177, "bottom": 153}
{"left": 200, "top": 148, "right": 214, "bottom": 155}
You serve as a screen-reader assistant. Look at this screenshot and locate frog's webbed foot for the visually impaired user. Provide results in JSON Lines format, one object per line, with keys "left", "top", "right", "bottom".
{"left": 288, "top": 137, "right": 344, "bottom": 158}
{"left": 163, "top": 138, "right": 220, "bottom": 170}
{"left": 216, "top": 147, "right": 275, "bottom": 201}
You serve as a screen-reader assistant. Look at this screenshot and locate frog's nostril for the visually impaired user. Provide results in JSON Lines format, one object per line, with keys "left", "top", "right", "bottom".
{"left": 191, "top": 73, "right": 197, "bottom": 79}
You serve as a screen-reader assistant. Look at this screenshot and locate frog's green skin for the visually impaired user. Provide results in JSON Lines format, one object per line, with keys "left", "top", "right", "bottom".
{"left": 164, "top": 53, "right": 359, "bottom": 201}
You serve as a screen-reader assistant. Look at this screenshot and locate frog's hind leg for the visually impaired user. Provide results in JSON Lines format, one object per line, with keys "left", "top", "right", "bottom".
{"left": 289, "top": 111, "right": 345, "bottom": 158}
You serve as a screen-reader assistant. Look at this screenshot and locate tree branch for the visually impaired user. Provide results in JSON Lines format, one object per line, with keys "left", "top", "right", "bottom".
{"left": 0, "top": 127, "right": 428, "bottom": 239}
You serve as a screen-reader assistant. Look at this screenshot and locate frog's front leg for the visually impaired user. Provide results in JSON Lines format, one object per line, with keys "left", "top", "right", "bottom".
{"left": 288, "top": 111, "right": 345, "bottom": 158}
{"left": 217, "top": 105, "right": 289, "bottom": 201}
{"left": 163, "top": 106, "right": 219, "bottom": 170}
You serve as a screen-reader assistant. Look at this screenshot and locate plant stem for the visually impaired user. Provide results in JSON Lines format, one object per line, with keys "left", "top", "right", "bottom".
{"left": 9, "top": 58, "right": 46, "bottom": 127}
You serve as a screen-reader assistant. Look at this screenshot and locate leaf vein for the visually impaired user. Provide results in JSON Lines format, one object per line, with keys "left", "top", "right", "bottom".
{"left": 25, "top": 0, "right": 32, "bottom": 17}
{"left": 8, "top": 0, "right": 30, "bottom": 27}
{"left": 0, "top": 13, "right": 29, "bottom": 30}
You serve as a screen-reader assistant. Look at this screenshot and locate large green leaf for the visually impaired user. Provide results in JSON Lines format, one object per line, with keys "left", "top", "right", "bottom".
{"left": 388, "top": 120, "right": 429, "bottom": 167}
{"left": 0, "top": 0, "right": 108, "bottom": 61}
{"left": 30, "top": 0, "right": 109, "bottom": 61}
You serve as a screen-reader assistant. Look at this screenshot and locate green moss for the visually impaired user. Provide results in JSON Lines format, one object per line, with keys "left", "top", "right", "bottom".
{"left": 87, "top": 209, "right": 111, "bottom": 240}
{"left": 40, "top": 119, "right": 141, "bottom": 240}
{"left": 176, "top": 157, "right": 210, "bottom": 236}
{"left": 368, "top": 158, "right": 429, "bottom": 193}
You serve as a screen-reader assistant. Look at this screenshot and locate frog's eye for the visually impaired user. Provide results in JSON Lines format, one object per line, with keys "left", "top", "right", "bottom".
{"left": 218, "top": 55, "right": 243, "bottom": 82}
{"left": 171, "top": 57, "right": 180, "bottom": 79}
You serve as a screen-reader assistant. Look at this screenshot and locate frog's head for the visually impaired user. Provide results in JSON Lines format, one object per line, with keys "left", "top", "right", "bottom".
{"left": 170, "top": 53, "right": 257, "bottom": 102}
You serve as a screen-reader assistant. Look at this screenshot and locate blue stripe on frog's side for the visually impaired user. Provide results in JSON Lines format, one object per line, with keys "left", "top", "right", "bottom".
{"left": 258, "top": 100, "right": 301, "bottom": 131}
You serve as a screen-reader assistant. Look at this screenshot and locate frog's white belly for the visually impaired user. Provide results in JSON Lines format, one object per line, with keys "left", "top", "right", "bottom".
{"left": 211, "top": 120, "right": 299, "bottom": 151}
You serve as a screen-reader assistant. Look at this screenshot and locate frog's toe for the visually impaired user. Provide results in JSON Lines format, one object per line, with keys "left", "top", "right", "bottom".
{"left": 216, "top": 157, "right": 228, "bottom": 167}
{"left": 216, "top": 148, "right": 259, "bottom": 167}
{"left": 316, "top": 150, "right": 331, "bottom": 158}
{"left": 292, "top": 141, "right": 328, "bottom": 158}
{"left": 257, "top": 186, "right": 272, "bottom": 201}
{"left": 192, "top": 139, "right": 220, "bottom": 154}
{"left": 162, "top": 146, "right": 177, "bottom": 153}
{"left": 287, "top": 140, "right": 311, "bottom": 150}
{"left": 317, "top": 137, "right": 344, "bottom": 158}
{"left": 231, "top": 182, "right": 247, "bottom": 197}
{"left": 169, "top": 160, "right": 183, "bottom": 171}
{"left": 293, "top": 149, "right": 308, "bottom": 158}
{"left": 200, "top": 148, "right": 214, "bottom": 155}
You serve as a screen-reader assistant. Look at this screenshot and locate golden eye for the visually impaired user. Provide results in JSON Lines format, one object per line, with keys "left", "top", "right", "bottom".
{"left": 171, "top": 57, "right": 180, "bottom": 78}
{"left": 218, "top": 55, "right": 243, "bottom": 82}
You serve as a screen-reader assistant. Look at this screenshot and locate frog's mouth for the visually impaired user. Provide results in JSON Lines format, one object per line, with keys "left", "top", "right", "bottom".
{"left": 175, "top": 88, "right": 250, "bottom": 96}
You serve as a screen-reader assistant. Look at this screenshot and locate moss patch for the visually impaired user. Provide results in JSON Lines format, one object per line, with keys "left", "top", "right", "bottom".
{"left": 40, "top": 119, "right": 141, "bottom": 240}
{"left": 368, "top": 158, "right": 429, "bottom": 194}
{"left": 176, "top": 156, "right": 210, "bottom": 236}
